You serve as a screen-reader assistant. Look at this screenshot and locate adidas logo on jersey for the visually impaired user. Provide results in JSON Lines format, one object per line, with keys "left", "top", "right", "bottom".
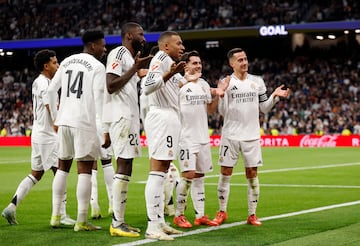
{"left": 231, "top": 85, "right": 238, "bottom": 90}
{"left": 186, "top": 88, "right": 192, "bottom": 93}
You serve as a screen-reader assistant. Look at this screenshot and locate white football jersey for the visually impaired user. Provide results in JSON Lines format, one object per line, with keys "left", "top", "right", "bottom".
{"left": 94, "top": 68, "right": 106, "bottom": 132}
{"left": 219, "top": 73, "right": 267, "bottom": 141}
{"left": 179, "top": 78, "right": 212, "bottom": 144}
{"left": 31, "top": 74, "right": 57, "bottom": 143}
{"left": 143, "top": 50, "right": 183, "bottom": 111}
{"left": 46, "top": 53, "right": 105, "bottom": 131}
{"left": 103, "top": 46, "right": 140, "bottom": 123}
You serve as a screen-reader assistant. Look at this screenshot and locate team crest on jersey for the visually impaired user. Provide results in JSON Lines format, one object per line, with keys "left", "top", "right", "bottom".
{"left": 250, "top": 83, "right": 257, "bottom": 90}
{"left": 135, "top": 147, "right": 139, "bottom": 155}
{"left": 168, "top": 150, "right": 173, "bottom": 157}
{"left": 219, "top": 156, "right": 224, "bottom": 163}
{"left": 184, "top": 161, "right": 189, "bottom": 168}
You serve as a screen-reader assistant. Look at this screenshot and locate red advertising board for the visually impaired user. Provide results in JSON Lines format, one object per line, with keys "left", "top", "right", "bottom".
{"left": 1, "top": 135, "right": 359, "bottom": 147}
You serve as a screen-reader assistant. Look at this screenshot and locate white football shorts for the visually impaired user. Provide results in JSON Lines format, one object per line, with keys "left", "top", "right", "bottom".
{"left": 58, "top": 125, "right": 100, "bottom": 161}
{"left": 109, "top": 117, "right": 141, "bottom": 159}
{"left": 218, "top": 137, "right": 263, "bottom": 168}
{"left": 31, "top": 141, "right": 58, "bottom": 171}
{"left": 144, "top": 107, "right": 180, "bottom": 160}
{"left": 178, "top": 142, "right": 213, "bottom": 174}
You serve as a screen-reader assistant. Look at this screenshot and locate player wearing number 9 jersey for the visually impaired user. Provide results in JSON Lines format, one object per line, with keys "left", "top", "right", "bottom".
{"left": 45, "top": 29, "right": 107, "bottom": 231}
{"left": 142, "top": 31, "right": 186, "bottom": 241}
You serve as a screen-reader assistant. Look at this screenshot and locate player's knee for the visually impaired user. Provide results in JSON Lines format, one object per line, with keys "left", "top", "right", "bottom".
{"left": 221, "top": 166, "right": 233, "bottom": 176}
{"left": 245, "top": 167, "right": 257, "bottom": 179}
{"left": 181, "top": 170, "right": 197, "bottom": 179}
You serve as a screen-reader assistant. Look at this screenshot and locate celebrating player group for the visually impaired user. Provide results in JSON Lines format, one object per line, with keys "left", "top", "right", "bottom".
{"left": 2, "top": 22, "right": 290, "bottom": 241}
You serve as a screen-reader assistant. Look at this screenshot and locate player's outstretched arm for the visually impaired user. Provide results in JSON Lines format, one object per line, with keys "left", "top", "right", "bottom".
{"left": 272, "top": 84, "right": 290, "bottom": 98}
{"left": 212, "top": 75, "right": 230, "bottom": 97}
{"left": 134, "top": 51, "right": 153, "bottom": 69}
{"left": 163, "top": 61, "right": 186, "bottom": 82}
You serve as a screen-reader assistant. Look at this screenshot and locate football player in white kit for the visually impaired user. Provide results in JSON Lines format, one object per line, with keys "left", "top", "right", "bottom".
{"left": 142, "top": 31, "right": 186, "bottom": 241}
{"left": 173, "top": 50, "right": 227, "bottom": 228}
{"left": 213, "top": 48, "right": 290, "bottom": 226}
{"left": 103, "top": 22, "right": 153, "bottom": 238}
{"left": 90, "top": 73, "right": 114, "bottom": 220}
{"left": 1, "top": 49, "right": 75, "bottom": 226}
{"left": 45, "top": 30, "right": 108, "bottom": 232}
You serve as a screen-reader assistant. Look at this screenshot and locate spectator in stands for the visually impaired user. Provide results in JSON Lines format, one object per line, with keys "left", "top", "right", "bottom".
{"left": 1, "top": 1, "right": 359, "bottom": 40}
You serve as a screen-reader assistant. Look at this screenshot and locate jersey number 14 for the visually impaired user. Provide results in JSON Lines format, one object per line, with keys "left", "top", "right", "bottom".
{"left": 66, "top": 70, "right": 83, "bottom": 99}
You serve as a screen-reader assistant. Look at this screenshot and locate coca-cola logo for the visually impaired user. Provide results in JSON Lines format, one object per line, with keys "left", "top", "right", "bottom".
{"left": 300, "top": 135, "right": 338, "bottom": 147}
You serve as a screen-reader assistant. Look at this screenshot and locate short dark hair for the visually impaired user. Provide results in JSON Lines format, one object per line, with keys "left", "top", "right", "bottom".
{"left": 181, "top": 50, "right": 200, "bottom": 63}
{"left": 121, "top": 22, "right": 141, "bottom": 38}
{"left": 34, "top": 49, "right": 56, "bottom": 71}
{"left": 158, "top": 31, "right": 179, "bottom": 44}
{"left": 227, "top": 48, "right": 244, "bottom": 60}
{"left": 81, "top": 29, "right": 105, "bottom": 44}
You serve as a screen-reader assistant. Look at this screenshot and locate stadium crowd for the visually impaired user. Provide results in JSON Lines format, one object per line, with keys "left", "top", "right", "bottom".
{"left": 1, "top": 0, "right": 359, "bottom": 137}
{"left": 1, "top": 55, "right": 359, "bottom": 137}
{"left": 0, "top": 0, "right": 359, "bottom": 40}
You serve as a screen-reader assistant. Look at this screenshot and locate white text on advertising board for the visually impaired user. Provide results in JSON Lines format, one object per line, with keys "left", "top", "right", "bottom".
{"left": 259, "top": 25, "right": 288, "bottom": 36}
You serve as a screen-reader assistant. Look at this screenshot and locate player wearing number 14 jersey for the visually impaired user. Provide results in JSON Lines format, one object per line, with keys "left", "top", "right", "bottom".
{"left": 45, "top": 30, "right": 107, "bottom": 232}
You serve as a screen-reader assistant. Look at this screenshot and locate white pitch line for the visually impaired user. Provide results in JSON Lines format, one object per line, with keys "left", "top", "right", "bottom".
{"left": 136, "top": 162, "right": 360, "bottom": 184}
{"left": 113, "top": 200, "right": 360, "bottom": 246}
{"left": 136, "top": 181, "right": 360, "bottom": 189}
{"left": 0, "top": 160, "right": 29, "bottom": 164}
{"left": 205, "top": 183, "right": 360, "bottom": 189}
{"left": 206, "top": 162, "right": 360, "bottom": 178}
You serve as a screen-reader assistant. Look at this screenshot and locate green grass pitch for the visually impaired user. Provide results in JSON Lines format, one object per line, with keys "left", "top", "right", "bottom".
{"left": 0, "top": 146, "right": 359, "bottom": 245}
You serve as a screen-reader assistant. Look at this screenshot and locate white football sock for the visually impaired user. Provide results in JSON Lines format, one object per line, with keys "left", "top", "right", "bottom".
{"left": 175, "top": 177, "right": 192, "bottom": 216}
{"left": 102, "top": 162, "right": 114, "bottom": 208}
{"left": 191, "top": 176, "right": 205, "bottom": 218}
{"left": 52, "top": 170, "right": 68, "bottom": 216}
{"left": 112, "top": 174, "right": 129, "bottom": 226}
{"left": 247, "top": 176, "right": 260, "bottom": 216}
{"left": 59, "top": 191, "right": 68, "bottom": 217}
{"left": 164, "top": 171, "right": 173, "bottom": 208}
{"left": 9, "top": 174, "right": 38, "bottom": 210}
{"left": 218, "top": 174, "right": 231, "bottom": 212}
{"left": 76, "top": 173, "right": 92, "bottom": 223}
{"left": 145, "top": 171, "right": 166, "bottom": 226}
{"left": 90, "top": 169, "right": 99, "bottom": 209}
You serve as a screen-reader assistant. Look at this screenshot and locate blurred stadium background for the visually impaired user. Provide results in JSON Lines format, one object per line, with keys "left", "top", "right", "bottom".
{"left": 0, "top": 0, "right": 359, "bottom": 144}
{"left": 0, "top": 1, "right": 360, "bottom": 245}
